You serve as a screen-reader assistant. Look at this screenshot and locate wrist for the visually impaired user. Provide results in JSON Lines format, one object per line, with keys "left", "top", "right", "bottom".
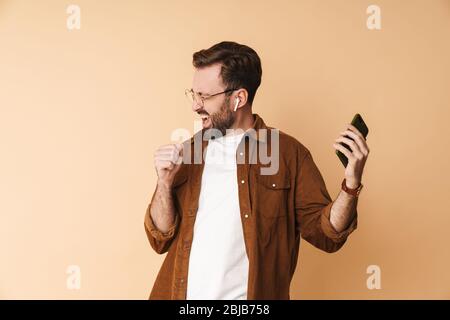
{"left": 344, "top": 177, "right": 361, "bottom": 189}
{"left": 341, "top": 178, "right": 363, "bottom": 197}
{"left": 157, "top": 179, "right": 173, "bottom": 191}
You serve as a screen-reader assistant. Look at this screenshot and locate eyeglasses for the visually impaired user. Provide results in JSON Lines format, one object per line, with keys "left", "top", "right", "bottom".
{"left": 185, "top": 88, "right": 238, "bottom": 107}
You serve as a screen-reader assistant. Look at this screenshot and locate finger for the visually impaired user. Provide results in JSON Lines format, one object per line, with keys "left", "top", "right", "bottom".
{"left": 345, "top": 124, "right": 366, "bottom": 140}
{"left": 157, "top": 146, "right": 182, "bottom": 160}
{"left": 155, "top": 153, "right": 179, "bottom": 164}
{"left": 333, "top": 142, "right": 355, "bottom": 162}
{"left": 175, "top": 143, "right": 183, "bottom": 152}
{"left": 335, "top": 137, "right": 364, "bottom": 161}
{"left": 155, "top": 151, "right": 178, "bottom": 163}
{"left": 155, "top": 150, "right": 176, "bottom": 158}
{"left": 342, "top": 129, "right": 370, "bottom": 155}
{"left": 156, "top": 160, "right": 175, "bottom": 170}
{"left": 158, "top": 146, "right": 178, "bottom": 153}
{"left": 335, "top": 136, "right": 362, "bottom": 155}
{"left": 159, "top": 142, "right": 183, "bottom": 151}
{"left": 175, "top": 143, "right": 184, "bottom": 158}
{"left": 158, "top": 144, "right": 178, "bottom": 150}
{"left": 154, "top": 154, "right": 172, "bottom": 162}
{"left": 339, "top": 130, "right": 369, "bottom": 155}
{"left": 158, "top": 150, "right": 184, "bottom": 165}
{"left": 160, "top": 144, "right": 183, "bottom": 158}
{"left": 154, "top": 151, "right": 174, "bottom": 158}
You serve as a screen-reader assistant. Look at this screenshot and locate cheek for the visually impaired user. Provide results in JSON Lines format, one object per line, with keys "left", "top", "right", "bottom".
{"left": 207, "top": 103, "right": 224, "bottom": 115}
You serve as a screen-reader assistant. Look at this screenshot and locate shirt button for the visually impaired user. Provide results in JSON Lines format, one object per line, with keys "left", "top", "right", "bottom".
{"left": 272, "top": 183, "right": 276, "bottom": 188}
{"left": 244, "top": 214, "right": 249, "bottom": 218}
{"left": 241, "top": 180, "right": 245, "bottom": 184}
{"left": 180, "top": 279, "right": 184, "bottom": 283}
{"left": 239, "top": 152, "right": 244, "bottom": 156}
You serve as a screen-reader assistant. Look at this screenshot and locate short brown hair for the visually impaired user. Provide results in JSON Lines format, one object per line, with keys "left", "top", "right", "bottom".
{"left": 192, "top": 41, "right": 262, "bottom": 105}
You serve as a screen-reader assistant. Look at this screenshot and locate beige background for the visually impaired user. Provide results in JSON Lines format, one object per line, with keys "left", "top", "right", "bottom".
{"left": 1, "top": 0, "right": 449, "bottom": 299}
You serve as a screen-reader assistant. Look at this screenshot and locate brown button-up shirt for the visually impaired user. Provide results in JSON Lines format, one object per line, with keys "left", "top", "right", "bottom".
{"left": 144, "top": 113, "right": 358, "bottom": 300}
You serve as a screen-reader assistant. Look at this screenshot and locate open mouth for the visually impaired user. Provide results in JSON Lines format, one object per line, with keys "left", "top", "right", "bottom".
{"left": 198, "top": 113, "right": 210, "bottom": 126}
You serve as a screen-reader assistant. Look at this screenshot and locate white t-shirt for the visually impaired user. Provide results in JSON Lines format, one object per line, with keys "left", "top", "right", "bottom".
{"left": 186, "top": 131, "right": 249, "bottom": 300}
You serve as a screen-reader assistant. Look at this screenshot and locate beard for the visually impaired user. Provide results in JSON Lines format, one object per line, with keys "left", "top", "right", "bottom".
{"left": 209, "top": 96, "right": 235, "bottom": 136}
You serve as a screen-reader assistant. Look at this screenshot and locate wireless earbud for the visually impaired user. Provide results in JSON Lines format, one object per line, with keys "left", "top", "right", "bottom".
{"left": 234, "top": 98, "right": 240, "bottom": 112}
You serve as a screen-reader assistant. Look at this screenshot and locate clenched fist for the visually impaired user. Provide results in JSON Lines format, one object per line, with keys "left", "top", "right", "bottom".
{"left": 154, "top": 143, "right": 183, "bottom": 188}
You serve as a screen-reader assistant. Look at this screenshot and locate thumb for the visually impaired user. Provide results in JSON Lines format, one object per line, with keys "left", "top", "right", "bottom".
{"left": 175, "top": 143, "right": 183, "bottom": 155}
{"left": 174, "top": 143, "right": 183, "bottom": 165}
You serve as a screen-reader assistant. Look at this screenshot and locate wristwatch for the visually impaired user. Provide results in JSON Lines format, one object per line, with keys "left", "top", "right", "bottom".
{"left": 341, "top": 178, "right": 363, "bottom": 197}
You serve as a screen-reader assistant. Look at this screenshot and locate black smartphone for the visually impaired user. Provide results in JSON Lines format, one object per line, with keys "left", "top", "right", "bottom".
{"left": 336, "top": 113, "right": 369, "bottom": 167}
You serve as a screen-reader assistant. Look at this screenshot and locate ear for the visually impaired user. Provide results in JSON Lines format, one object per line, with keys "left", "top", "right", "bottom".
{"left": 234, "top": 88, "right": 248, "bottom": 109}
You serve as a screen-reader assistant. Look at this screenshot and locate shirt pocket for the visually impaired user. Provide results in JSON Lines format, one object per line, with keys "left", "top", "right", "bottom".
{"left": 255, "top": 170, "right": 291, "bottom": 218}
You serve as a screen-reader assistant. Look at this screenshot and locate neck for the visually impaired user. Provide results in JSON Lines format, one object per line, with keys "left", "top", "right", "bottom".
{"left": 230, "top": 106, "right": 254, "bottom": 133}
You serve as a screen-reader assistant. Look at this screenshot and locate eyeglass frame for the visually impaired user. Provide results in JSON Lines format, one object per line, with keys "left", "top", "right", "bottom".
{"left": 185, "top": 88, "right": 238, "bottom": 107}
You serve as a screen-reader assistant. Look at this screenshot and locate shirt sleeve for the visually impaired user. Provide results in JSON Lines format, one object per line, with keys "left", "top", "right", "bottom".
{"left": 295, "top": 149, "right": 358, "bottom": 253}
{"left": 144, "top": 187, "right": 180, "bottom": 254}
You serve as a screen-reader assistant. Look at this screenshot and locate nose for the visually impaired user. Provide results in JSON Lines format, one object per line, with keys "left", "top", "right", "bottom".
{"left": 191, "top": 101, "right": 202, "bottom": 113}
